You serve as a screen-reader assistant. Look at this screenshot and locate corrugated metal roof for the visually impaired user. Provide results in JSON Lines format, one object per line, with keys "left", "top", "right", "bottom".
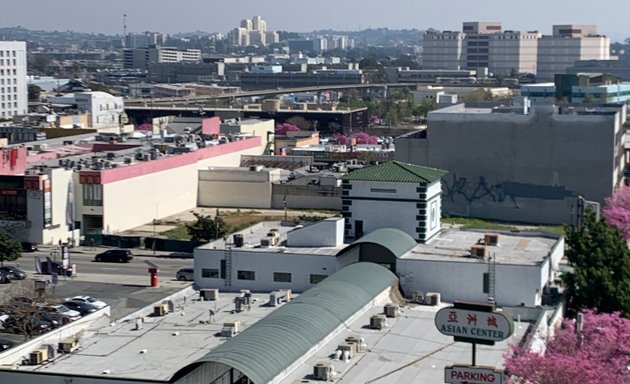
{"left": 172, "top": 263, "right": 398, "bottom": 384}
{"left": 341, "top": 161, "right": 448, "bottom": 184}
{"left": 339, "top": 228, "right": 418, "bottom": 259}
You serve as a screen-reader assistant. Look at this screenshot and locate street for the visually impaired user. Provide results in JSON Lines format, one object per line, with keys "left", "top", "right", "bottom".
{"left": 0, "top": 246, "right": 195, "bottom": 320}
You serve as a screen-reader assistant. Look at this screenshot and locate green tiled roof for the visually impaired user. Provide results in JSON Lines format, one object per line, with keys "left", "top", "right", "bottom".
{"left": 341, "top": 161, "right": 448, "bottom": 184}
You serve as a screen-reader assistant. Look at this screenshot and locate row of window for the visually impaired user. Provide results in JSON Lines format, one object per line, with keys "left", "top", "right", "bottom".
{"left": 201, "top": 268, "right": 327, "bottom": 284}
{"left": 0, "top": 51, "right": 17, "bottom": 58}
{"left": 0, "top": 69, "right": 18, "bottom": 76}
{"left": 1, "top": 92, "right": 19, "bottom": 101}
{"left": 0, "top": 59, "right": 17, "bottom": 66}
{"left": 0, "top": 102, "right": 19, "bottom": 109}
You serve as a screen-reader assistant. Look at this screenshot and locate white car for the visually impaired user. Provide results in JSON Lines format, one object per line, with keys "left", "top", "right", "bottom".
{"left": 65, "top": 296, "right": 108, "bottom": 309}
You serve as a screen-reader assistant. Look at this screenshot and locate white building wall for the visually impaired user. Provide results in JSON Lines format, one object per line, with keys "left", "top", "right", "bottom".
{"left": 397, "top": 258, "right": 544, "bottom": 306}
{"left": 197, "top": 168, "right": 279, "bottom": 208}
{"left": 194, "top": 249, "right": 339, "bottom": 293}
{"left": 286, "top": 218, "right": 345, "bottom": 247}
{"left": 0, "top": 41, "right": 27, "bottom": 118}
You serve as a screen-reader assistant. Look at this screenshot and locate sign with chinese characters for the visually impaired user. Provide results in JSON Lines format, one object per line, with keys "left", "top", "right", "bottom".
{"left": 444, "top": 365, "right": 504, "bottom": 384}
{"left": 435, "top": 304, "right": 513, "bottom": 344}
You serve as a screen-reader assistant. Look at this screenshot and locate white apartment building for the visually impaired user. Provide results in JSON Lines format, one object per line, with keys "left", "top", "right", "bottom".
{"left": 537, "top": 25, "right": 610, "bottom": 81}
{"left": 50, "top": 91, "right": 125, "bottom": 131}
{"left": 123, "top": 46, "right": 201, "bottom": 70}
{"left": 0, "top": 41, "right": 27, "bottom": 119}
{"left": 229, "top": 15, "right": 278, "bottom": 47}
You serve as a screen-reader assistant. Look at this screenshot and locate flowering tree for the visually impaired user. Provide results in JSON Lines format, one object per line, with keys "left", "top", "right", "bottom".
{"left": 136, "top": 123, "right": 153, "bottom": 131}
{"left": 603, "top": 186, "right": 630, "bottom": 240}
{"left": 275, "top": 123, "right": 300, "bottom": 135}
{"left": 330, "top": 133, "right": 379, "bottom": 145}
{"left": 504, "top": 310, "right": 630, "bottom": 384}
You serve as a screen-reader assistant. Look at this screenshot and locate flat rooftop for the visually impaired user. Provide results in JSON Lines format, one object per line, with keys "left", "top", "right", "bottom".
{"left": 198, "top": 221, "right": 347, "bottom": 256}
{"left": 19, "top": 290, "right": 284, "bottom": 380}
{"left": 279, "top": 302, "right": 529, "bottom": 384}
{"left": 403, "top": 229, "right": 560, "bottom": 265}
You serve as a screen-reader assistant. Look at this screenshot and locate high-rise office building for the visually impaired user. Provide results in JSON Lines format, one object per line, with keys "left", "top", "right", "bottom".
{"left": 536, "top": 25, "right": 610, "bottom": 80}
{"left": 0, "top": 41, "right": 27, "bottom": 119}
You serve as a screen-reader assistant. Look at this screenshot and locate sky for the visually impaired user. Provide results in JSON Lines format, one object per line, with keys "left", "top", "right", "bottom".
{"left": 2, "top": 0, "right": 629, "bottom": 42}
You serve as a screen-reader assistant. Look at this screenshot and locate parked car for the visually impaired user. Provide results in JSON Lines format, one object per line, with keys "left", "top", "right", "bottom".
{"left": 61, "top": 301, "right": 99, "bottom": 316}
{"left": 65, "top": 296, "right": 107, "bottom": 309}
{"left": 2, "top": 316, "right": 52, "bottom": 335}
{"left": 20, "top": 242, "right": 38, "bottom": 252}
{"left": 176, "top": 268, "right": 194, "bottom": 281}
{"left": 94, "top": 249, "right": 133, "bottom": 263}
{"left": 40, "top": 261, "right": 72, "bottom": 276}
{"left": 0, "top": 266, "right": 26, "bottom": 280}
{"left": 39, "top": 305, "right": 81, "bottom": 322}
{"left": 0, "top": 338, "right": 14, "bottom": 351}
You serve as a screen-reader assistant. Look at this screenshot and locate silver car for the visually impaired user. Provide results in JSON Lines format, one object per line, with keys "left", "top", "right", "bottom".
{"left": 176, "top": 268, "right": 194, "bottom": 281}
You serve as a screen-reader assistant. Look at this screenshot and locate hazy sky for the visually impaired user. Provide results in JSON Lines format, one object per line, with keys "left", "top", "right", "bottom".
{"left": 2, "top": 0, "right": 629, "bottom": 41}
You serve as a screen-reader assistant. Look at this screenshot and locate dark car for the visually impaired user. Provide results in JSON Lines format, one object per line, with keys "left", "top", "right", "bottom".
{"left": 94, "top": 249, "right": 133, "bottom": 263}
{"left": 62, "top": 301, "right": 98, "bottom": 316}
{"left": 20, "top": 242, "right": 38, "bottom": 252}
{"left": 0, "top": 266, "right": 26, "bottom": 280}
{"left": 2, "top": 316, "right": 52, "bottom": 335}
{"left": 0, "top": 338, "right": 14, "bottom": 351}
{"left": 176, "top": 268, "right": 194, "bottom": 281}
{"left": 40, "top": 261, "right": 72, "bottom": 276}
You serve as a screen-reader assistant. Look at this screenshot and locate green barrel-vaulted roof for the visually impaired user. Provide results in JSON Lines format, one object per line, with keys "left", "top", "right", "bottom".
{"left": 337, "top": 228, "right": 418, "bottom": 259}
{"left": 341, "top": 160, "right": 448, "bottom": 185}
{"left": 171, "top": 263, "right": 398, "bottom": 384}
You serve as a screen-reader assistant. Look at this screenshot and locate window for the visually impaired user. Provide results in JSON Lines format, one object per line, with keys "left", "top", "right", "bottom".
{"left": 82, "top": 184, "right": 103, "bottom": 206}
{"left": 237, "top": 270, "right": 255, "bottom": 281}
{"left": 202, "top": 268, "right": 219, "bottom": 278}
{"left": 370, "top": 188, "right": 397, "bottom": 193}
{"left": 310, "top": 274, "right": 327, "bottom": 284}
{"left": 273, "top": 272, "right": 292, "bottom": 283}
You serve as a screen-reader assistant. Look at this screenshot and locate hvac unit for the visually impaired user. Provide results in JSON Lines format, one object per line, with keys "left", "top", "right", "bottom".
{"left": 223, "top": 321, "right": 241, "bottom": 333}
{"left": 200, "top": 288, "right": 219, "bottom": 301}
{"left": 260, "top": 238, "right": 270, "bottom": 247}
{"left": 337, "top": 342, "right": 356, "bottom": 357}
{"left": 345, "top": 336, "right": 363, "bottom": 352}
{"left": 233, "top": 234, "right": 244, "bottom": 247}
{"left": 313, "top": 362, "right": 333, "bottom": 381}
{"left": 484, "top": 233, "right": 500, "bottom": 246}
{"left": 29, "top": 348, "right": 48, "bottom": 365}
{"left": 153, "top": 303, "right": 169, "bottom": 316}
{"left": 425, "top": 292, "right": 441, "bottom": 306}
{"left": 221, "top": 326, "right": 236, "bottom": 338}
{"left": 470, "top": 245, "right": 487, "bottom": 258}
{"left": 369, "top": 315, "right": 387, "bottom": 330}
{"left": 384, "top": 304, "right": 400, "bottom": 318}
{"left": 58, "top": 338, "right": 79, "bottom": 353}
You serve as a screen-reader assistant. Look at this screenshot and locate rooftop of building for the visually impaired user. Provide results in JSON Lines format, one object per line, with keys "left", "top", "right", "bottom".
{"left": 278, "top": 302, "right": 529, "bottom": 384}
{"left": 429, "top": 102, "right": 623, "bottom": 118}
{"left": 341, "top": 160, "right": 448, "bottom": 185}
{"left": 403, "top": 228, "right": 561, "bottom": 265}
{"left": 18, "top": 289, "right": 284, "bottom": 380}
{"left": 197, "top": 221, "right": 347, "bottom": 256}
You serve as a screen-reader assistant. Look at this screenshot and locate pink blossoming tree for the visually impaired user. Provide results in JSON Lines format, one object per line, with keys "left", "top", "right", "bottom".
{"left": 603, "top": 186, "right": 630, "bottom": 240}
{"left": 275, "top": 123, "right": 300, "bottom": 135}
{"left": 504, "top": 310, "right": 630, "bottom": 384}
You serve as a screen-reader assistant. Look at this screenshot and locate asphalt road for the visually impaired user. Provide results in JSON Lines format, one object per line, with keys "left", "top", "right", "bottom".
{"left": 0, "top": 246, "right": 195, "bottom": 320}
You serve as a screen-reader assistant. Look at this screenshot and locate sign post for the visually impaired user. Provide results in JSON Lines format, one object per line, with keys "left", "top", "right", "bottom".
{"left": 435, "top": 302, "right": 513, "bottom": 383}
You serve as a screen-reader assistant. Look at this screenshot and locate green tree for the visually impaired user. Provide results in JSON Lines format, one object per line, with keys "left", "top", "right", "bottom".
{"left": 0, "top": 231, "right": 22, "bottom": 267}
{"left": 185, "top": 212, "right": 228, "bottom": 242}
{"left": 27, "top": 84, "right": 42, "bottom": 101}
{"left": 563, "top": 209, "right": 630, "bottom": 316}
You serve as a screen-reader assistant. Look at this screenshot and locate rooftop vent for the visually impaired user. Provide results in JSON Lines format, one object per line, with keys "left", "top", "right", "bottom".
{"left": 484, "top": 233, "right": 500, "bottom": 246}
{"left": 470, "top": 244, "right": 487, "bottom": 259}
{"left": 313, "top": 362, "right": 333, "bottom": 381}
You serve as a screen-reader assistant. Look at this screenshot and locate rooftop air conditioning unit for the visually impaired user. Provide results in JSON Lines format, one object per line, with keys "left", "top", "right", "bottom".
{"left": 223, "top": 321, "right": 241, "bottom": 333}
{"left": 313, "top": 362, "right": 333, "bottom": 381}
{"left": 369, "top": 315, "right": 387, "bottom": 330}
{"left": 470, "top": 245, "right": 487, "bottom": 258}
{"left": 345, "top": 336, "right": 363, "bottom": 352}
{"left": 484, "top": 233, "right": 500, "bottom": 246}
{"left": 337, "top": 343, "right": 355, "bottom": 358}
{"left": 425, "top": 292, "right": 441, "bottom": 306}
{"left": 200, "top": 288, "right": 219, "bottom": 301}
{"left": 153, "top": 303, "right": 169, "bottom": 316}
{"left": 384, "top": 304, "right": 400, "bottom": 318}
{"left": 221, "top": 326, "right": 236, "bottom": 338}
{"left": 58, "top": 338, "right": 79, "bottom": 353}
{"left": 29, "top": 348, "right": 48, "bottom": 365}
{"left": 260, "top": 238, "right": 270, "bottom": 247}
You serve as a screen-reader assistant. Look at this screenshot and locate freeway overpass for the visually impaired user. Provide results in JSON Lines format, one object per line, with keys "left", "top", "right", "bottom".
{"left": 125, "top": 83, "right": 416, "bottom": 105}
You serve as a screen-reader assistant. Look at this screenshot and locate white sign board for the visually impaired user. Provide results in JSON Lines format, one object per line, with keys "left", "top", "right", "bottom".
{"left": 435, "top": 307, "right": 513, "bottom": 342}
{"left": 445, "top": 365, "right": 504, "bottom": 384}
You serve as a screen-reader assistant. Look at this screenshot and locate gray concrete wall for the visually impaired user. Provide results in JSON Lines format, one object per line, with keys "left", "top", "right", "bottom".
{"left": 396, "top": 105, "right": 625, "bottom": 224}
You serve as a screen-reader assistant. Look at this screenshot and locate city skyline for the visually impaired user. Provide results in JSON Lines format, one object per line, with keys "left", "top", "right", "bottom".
{"left": 1, "top": 0, "right": 629, "bottom": 42}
